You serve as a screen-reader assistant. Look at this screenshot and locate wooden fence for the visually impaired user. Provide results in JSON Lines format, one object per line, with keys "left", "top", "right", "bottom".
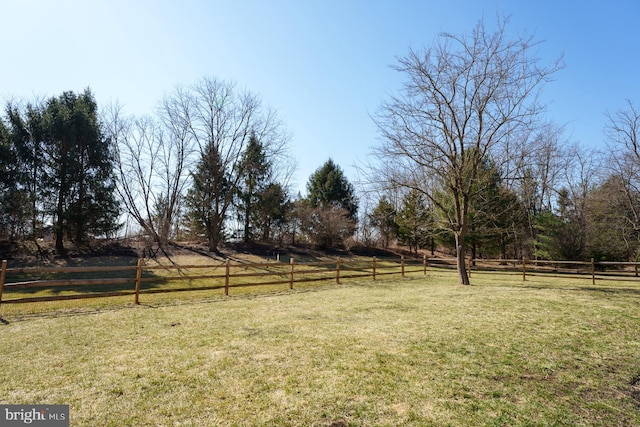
{"left": 0, "top": 256, "right": 427, "bottom": 306}
{"left": 1, "top": 256, "right": 639, "bottom": 308}
{"left": 466, "top": 257, "right": 640, "bottom": 285}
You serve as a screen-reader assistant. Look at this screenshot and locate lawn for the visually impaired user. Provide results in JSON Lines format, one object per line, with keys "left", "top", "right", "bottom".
{"left": 1, "top": 270, "right": 639, "bottom": 426}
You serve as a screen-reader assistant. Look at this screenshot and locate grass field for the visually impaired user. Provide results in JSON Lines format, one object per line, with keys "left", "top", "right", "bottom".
{"left": 1, "top": 270, "right": 639, "bottom": 426}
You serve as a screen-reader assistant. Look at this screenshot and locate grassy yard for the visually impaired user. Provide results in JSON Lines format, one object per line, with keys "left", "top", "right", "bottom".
{"left": 1, "top": 270, "right": 639, "bottom": 426}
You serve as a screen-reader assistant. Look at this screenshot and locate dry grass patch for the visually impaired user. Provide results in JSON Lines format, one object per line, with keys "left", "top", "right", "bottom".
{"left": 1, "top": 271, "right": 639, "bottom": 426}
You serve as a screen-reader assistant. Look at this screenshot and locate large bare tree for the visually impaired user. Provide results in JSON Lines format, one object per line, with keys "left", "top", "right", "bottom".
{"left": 372, "top": 18, "right": 562, "bottom": 284}
{"left": 170, "top": 76, "right": 291, "bottom": 251}
{"left": 105, "top": 77, "right": 292, "bottom": 253}
{"left": 506, "top": 123, "right": 571, "bottom": 215}
{"left": 605, "top": 99, "right": 640, "bottom": 232}
{"left": 104, "top": 105, "right": 194, "bottom": 251}
{"left": 606, "top": 100, "right": 640, "bottom": 161}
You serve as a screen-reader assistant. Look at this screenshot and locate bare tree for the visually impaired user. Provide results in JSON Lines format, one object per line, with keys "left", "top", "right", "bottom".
{"left": 104, "top": 104, "right": 194, "bottom": 251}
{"left": 605, "top": 99, "right": 640, "bottom": 232}
{"left": 105, "top": 77, "right": 292, "bottom": 253}
{"left": 298, "top": 204, "right": 356, "bottom": 249}
{"left": 565, "top": 145, "right": 603, "bottom": 215}
{"left": 606, "top": 100, "right": 640, "bottom": 162}
{"left": 169, "top": 76, "right": 291, "bottom": 251}
{"left": 501, "top": 123, "right": 573, "bottom": 256}
{"left": 506, "top": 123, "right": 571, "bottom": 215}
{"left": 585, "top": 174, "right": 640, "bottom": 260}
{"left": 372, "top": 18, "right": 562, "bottom": 284}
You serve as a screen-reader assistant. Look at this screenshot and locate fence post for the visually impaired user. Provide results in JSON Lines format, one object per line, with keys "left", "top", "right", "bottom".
{"left": 423, "top": 254, "right": 427, "bottom": 276}
{"left": 225, "top": 259, "right": 230, "bottom": 296}
{"left": 372, "top": 256, "right": 377, "bottom": 281}
{"left": 0, "top": 260, "right": 7, "bottom": 306}
{"left": 522, "top": 256, "right": 526, "bottom": 282}
{"left": 635, "top": 263, "right": 638, "bottom": 277}
{"left": 591, "top": 258, "right": 595, "bottom": 286}
{"left": 336, "top": 258, "right": 341, "bottom": 285}
{"left": 134, "top": 258, "right": 142, "bottom": 305}
{"left": 401, "top": 255, "right": 405, "bottom": 278}
{"left": 289, "top": 257, "right": 295, "bottom": 290}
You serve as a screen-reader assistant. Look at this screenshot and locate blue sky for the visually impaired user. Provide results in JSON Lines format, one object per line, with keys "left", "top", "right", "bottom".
{"left": 2, "top": 0, "right": 639, "bottom": 195}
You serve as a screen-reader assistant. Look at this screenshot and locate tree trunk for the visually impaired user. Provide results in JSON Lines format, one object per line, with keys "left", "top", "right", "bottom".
{"left": 55, "top": 226, "right": 64, "bottom": 252}
{"left": 262, "top": 220, "right": 271, "bottom": 242}
{"left": 471, "top": 241, "right": 477, "bottom": 267}
{"left": 55, "top": 187, "right": 65, "bottom": 253}
{"left": 207, "top": 218, "right": 219, "bottom": 252}
{"left": 207, "top": 214, "right": 222, "bottom": 253}
{"left": 243, "top": 194, "right": 251, "bottom": 243}
{"left": 455, "top": 234, "right": 470, "bottom": 285}
{"left": 208, "top": 236, "right": 218, "bottom": 253}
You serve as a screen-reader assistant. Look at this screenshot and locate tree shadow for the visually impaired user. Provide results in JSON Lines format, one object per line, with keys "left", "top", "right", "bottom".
{"left": 518, "top": 283, "right": 640, "bottom": 297}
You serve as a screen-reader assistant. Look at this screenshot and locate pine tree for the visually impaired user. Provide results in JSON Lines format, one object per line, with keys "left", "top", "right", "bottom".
{"left": 41, "top": 89, "right": 120, "bottom": 251}
{"left": 238, "top": 134, "right": 269, "bottom": 242}
{"left": 306, "top": 159, "right": 358, "bottom": 220}
{"left": 397, "top": 190, "right": 432, "bottom": 254}
{"left": 369, "top": 198, "right": 398, "bottom": 248}
{"left": 185, "top": 143, "right": 229, "bottom": 252}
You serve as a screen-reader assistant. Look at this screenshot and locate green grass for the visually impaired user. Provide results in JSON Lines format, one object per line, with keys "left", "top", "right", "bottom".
{"left": 1, "top": 270, "right": 639, "bottom": 426}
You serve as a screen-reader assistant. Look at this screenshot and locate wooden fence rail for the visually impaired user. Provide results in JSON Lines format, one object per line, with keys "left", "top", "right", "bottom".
{"left": 1, "top": 255, "right": 639, "bottom": 309}
{"left": 0, "top": 255, "right": 426, "bottom": 307}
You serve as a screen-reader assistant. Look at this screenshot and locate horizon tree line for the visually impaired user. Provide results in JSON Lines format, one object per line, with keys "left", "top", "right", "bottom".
{"left": 0, "top": 79, "right": 361, "bottom": 254}
{"left": 1, "top": 25, "right": 639, "bottom": 270}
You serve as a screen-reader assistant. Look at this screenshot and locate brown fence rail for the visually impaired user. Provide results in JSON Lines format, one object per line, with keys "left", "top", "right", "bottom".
{"left": 1, "top": 256, "right": 639, "bottom": 309}
{"left": 0, "top": 256, "right": 427, "bottom": 307}
{"left": 466, "top": 257, "right": 640, "bottom": 285}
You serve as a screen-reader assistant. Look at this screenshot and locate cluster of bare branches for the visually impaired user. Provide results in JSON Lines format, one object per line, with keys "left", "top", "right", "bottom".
{"left": 371, "top": 17, "right": 563, "bottom": 284}
{"left": 104, "top": 76, "right": 294, "bottom": 253}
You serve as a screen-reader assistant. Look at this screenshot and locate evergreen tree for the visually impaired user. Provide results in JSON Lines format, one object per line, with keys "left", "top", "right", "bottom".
{"left": 0, "top": 119, "right": 14, "bottom": 238}
{"left": 532, "top": 211, "right": 565, "bottom": 260}
{"left": 397, "top": 190, "right": 432, "bottom": 253}
{"left": 238, "top": 134, "right": 269, "bottom": 242}
{"left": 302, "top": 159, "right": 358, "bottom": 248}
{"left": 6, "top": 102, "right": 46, "bottom": 238}
{"left": 185, "top": 143, "right": 229, "bottom": 252}
{"left": 533, "top": 189, "right": 585, "bottom": 261}
{"left": 254, "top": 183, "right": 290, "bottom": 241}
{"left": 369, "top": 198, "right": 398, "bottom": 248}
{"left": 306, "top": 159, "right": 358, "bottom": 220}
{"left": 2, "top": 90, "right": 120, "bottom": 250}
{"left": 466, "top": 159, "right": 528, "bottom": 259}
{"left": 40, "top": 90, "right": 120, "bottom": 250}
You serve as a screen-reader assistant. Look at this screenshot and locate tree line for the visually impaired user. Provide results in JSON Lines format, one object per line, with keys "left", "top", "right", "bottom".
{"left": 366, "top": 138, "right": 639, "bottom": 265}
{"left": 363, "top": 17, "right": 640, "bottom": 284}
{"left": 0, "top": 90, "right": 120, "bottom": 252}
{"left": 0, "top": 79, "right": 359, "bottom": 254}
{"left": 2, "top": 19, "right": 639, "bottom": 283}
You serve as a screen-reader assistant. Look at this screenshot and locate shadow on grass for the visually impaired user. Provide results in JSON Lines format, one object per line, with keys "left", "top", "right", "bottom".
{"left": 523, "top": 284, "right": 640, "bottom": 297}
{"left": 0, "top": 278, "right": 354, "bottom": 324}
{"left": 486, "top": 278, "right": 640, "bottom": 297}
{"left": 2, "top": 255, "right": 179, "bottom": 299}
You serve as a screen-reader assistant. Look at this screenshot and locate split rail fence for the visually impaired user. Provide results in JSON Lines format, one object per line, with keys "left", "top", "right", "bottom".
{"left": 0, "top": 256, "right": 426, "bottom": 307}
{"left": 1, "top": 256, "right": 639, "bottom": 309}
